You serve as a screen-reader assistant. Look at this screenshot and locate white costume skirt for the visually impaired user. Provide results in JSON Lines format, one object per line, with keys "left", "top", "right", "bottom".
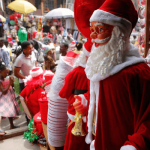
{"left": 47, "top": 96, "right": 68, "bottom": 147}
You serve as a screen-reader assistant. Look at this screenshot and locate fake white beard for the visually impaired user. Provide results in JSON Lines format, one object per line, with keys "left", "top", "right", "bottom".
{"left": 86, "top": 26, "right": 128, "bottom": 78}
{"left": 73, "top": 51, "right": 87, "bottom": 68}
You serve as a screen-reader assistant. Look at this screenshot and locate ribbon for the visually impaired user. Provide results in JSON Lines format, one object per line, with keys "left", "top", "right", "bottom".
{"left": 23, "top": 119, "right": 39, "bottom": 143}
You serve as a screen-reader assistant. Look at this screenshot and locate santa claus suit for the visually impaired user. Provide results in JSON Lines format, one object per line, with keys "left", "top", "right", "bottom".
{"left": 20, "top": 68, "right": 45, "bottom": 116}
{"left": 59, "top": 44, "right": 92, "bottom": 150}
{"left": 47, "top": 51, "right": 79, "bottom": 147}
{"left": 83, "top": 0, "right": 150, "bottom": 150}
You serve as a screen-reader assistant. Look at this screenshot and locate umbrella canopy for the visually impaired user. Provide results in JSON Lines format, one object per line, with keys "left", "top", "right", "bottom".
{"left": 45, "top": 8, "right": 74, "bottom": 19}
{"left": 8, "top": 0, "right": 37, "bottom": 14}
{"left": 0, "top": 15, "right": 6, "bottom": 22}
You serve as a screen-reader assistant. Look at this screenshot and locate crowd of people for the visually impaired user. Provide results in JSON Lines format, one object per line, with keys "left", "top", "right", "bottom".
{"left": 0, "top": 0, "right": 150, "bottom": 150}
{"left": 0, "top": 25, "right": 84, "bottom": 135}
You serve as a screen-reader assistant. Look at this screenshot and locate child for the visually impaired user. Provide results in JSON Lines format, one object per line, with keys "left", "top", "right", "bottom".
{"left": 74, "top": 42, "right": 83, "bottom": 53}
{"left": 44, "top": 55, "right": 56, "bottom": 73}
{"left": 0, "top": 61, "right": 20, "bottom": 135}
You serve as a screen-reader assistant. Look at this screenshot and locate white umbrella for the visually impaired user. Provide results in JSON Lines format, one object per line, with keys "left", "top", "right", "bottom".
{"left": 45, "top": 8, "right": 74, "bottom": 19}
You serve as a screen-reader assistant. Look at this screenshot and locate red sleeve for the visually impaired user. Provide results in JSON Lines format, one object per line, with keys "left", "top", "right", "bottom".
{"left": 124, "top": 66, "right": 150, "bottom": 150}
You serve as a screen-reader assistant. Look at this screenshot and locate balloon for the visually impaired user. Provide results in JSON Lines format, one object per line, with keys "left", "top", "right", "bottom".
{"left": 9, "top": 15, "right": 15, "bottom": 20}
{"left": 17, "top": 13, "right": 21, "bottom": 18}
{"left": 10, "top": 20, "right": 15, "bottom": 25}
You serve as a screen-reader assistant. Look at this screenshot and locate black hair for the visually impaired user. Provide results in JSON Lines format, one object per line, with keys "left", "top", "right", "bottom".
{"left": 29, "top": 40, "right": 34, "bottom": 46}
{"left": 21, "top": 41, "right": 31, "bottom": 50}
{"left": 62, "top": 42, "right": 68, "bottom": 49}
{"left": 0, "top": 61, "right": 6, "bottom": 71}
{"left": 4, "top": 40, "right": 8, "bottom": 44}
{"left": 58, "top": 30, "right": 61, "bottom": 34}
{"left": 32, "top": 39, "right": 40, "bottom": 51}
{"left": 76, "top": 42, "right": 83, "bottom": 51}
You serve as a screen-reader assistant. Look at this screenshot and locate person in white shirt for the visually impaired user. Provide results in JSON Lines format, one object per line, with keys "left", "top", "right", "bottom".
{"left": 14, "top": 41, "right": 36, "bottom": 93}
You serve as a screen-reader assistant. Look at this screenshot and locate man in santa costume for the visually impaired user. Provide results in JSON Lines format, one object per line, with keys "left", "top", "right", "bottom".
{"left": 73, "top": 0, "right": 150, "bottom": 150}
{"left": 59, "top": 39, "right": 93, "bottom": 150}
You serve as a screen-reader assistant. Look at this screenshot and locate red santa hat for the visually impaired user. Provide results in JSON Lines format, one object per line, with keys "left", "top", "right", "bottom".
{"left": 69, "top": 41, "right": 76, "bottom": 50}
{"left": 83, "top": 39, "right": 93, "bottom": 57}
{"left": 90, "top": 0, "right": 138, "bottom": 37}
{"left": 24, "top": 67, "right": 44, "bottom": 87}
{"left": 30, "top": 67, "right": 43, "bottom": 78}
{"left": 44, "top": 70, "right": 54, "bottom": 86}
{"left": 74, "top": 0, "right": 106, "bottom": 39}
{"left": 63, "top": 51, "right": 80, "bottom": 66}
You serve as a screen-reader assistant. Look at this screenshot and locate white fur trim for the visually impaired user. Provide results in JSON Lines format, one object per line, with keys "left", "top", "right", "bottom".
{"left": 86, "top": 81, "right": 99, "bottom": 144}
{"left": 44, "top": 70, "right": 54, "bottom": 76}
{"left": 78, "top": 63, "right": 86, "bottom": 68}
{"left": 79, "top": 94, "right": 88, "bottom": 108}
{"left": 145, "top": 53, "right": 150, "bottom": 64}
{"left": 68, "top": 94, "right": 87, "bottom": 123}
{"left": 83, "top": 44, "right": 90, "bottom": 57}
{"left": 74, "top": 51, "right": 87, "bottom": 68}
{"left": 90, "top": 9, "right": 132, "bottom": 37}
{"left": 30, "top": 67, "right": 43, "bottom": 77}
{"left": 23, "top": 75, "right": 32, "bottom": 85}
{"left": 90, "top": 140, "right": 95, "bottom": 150}
{"left": 120, "top": 145, "right": 137, "bottom": 150}
{"left": 67, "top": 111, "right": 75, "bottom": 122}
{"left": 67, "top": 111, "right": 86, "bottom": 123}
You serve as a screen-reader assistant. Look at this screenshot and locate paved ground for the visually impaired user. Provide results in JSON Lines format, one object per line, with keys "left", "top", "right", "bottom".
{"left": 0, "top": 135, "right": 40, "bottom": 150}
{"left": 0, "top": 113, "right": 40, "bottom": 150}
{"left": 1, "top": 112, "right": 27, "bottom": 131}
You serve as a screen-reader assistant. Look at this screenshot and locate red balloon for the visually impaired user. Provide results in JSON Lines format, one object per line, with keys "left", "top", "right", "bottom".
{"left": 9, "top": 15, "right": 15, "bottom": 20}
{"left": 17, "top": 13, "right": 21, "bottom": 18}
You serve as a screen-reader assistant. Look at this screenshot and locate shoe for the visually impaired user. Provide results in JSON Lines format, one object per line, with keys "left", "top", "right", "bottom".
{"left": 0, "top": 129, "right": 6, "bottom": 135}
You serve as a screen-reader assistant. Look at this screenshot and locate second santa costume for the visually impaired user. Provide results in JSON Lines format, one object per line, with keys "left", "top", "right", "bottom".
{"left": 47, "top": 51, "right": 79, "bottom": 148}
{"left": 59, "top": 40, "right": 93, "bottom": 150}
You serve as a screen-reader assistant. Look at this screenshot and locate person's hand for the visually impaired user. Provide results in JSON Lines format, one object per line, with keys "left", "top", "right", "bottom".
{"left": 73, "top": 95, "right": 85, "bottom": 115}
{"left": 9, "top": 76, "right": 15, "bottom": 85}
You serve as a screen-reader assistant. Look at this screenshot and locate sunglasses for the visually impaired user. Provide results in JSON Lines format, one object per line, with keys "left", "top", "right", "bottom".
{"left": 90, "top": 25, "right": 110, "bottom": 34}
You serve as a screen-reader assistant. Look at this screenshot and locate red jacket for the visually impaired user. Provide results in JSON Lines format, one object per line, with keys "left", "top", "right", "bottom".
{"left": 94, "top": 63, "right": 150, "bottom": 150}
{"left": 59, "top": 66, "right": 89, "bottom": 117}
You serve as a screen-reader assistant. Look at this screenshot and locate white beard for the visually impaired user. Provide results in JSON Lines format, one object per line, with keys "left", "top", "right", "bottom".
{"left": 86, "top": 26, "right": 128, "bottom": 78}
{"left": 73, "top": 51, "right": 87, "bottom": 68}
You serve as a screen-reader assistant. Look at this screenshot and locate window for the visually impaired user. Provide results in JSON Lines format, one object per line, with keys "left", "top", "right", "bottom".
{"left": 57, "top": 0, "right": 63, "bottom": 8}
{"left": 35, "top": 0, "right": 41, "bottom": 9}
{"left": 45, "top": 0, "right": 54, "bottom": 10}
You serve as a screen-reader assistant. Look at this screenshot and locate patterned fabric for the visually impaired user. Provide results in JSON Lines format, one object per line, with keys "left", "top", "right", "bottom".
{"left": 0, "top": 79, "right": 20, "bottom": 117}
